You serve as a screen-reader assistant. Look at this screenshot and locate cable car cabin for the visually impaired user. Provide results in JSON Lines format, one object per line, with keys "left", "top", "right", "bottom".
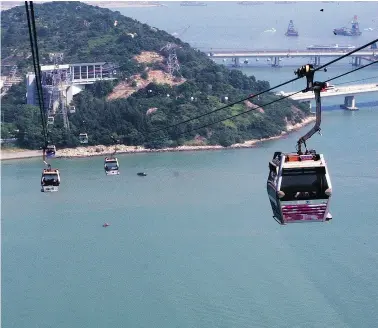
{"left": 45, "top": 145, "right": 56, "bottom": 158}
{"left": 267, "top": 151, "right": 332, "bottom": 225}
{"left": 104, "top": 157, "right": 120, "bottom": 175}
{"left": 69, "top": 106, "right": 76, "bottom": 114}
{"left": 47, "top": 116, "right": 54, "bottom": 125}
{"left": 41, "top": 168, "right": 60, "bottom": 192}
{"left": 79, "top": 133, "right": 88, "bottom": 144}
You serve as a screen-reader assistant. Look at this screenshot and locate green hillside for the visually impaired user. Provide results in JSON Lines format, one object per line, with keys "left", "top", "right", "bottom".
{"left": 1, "top": 1, "right": 310, "bottom": 149}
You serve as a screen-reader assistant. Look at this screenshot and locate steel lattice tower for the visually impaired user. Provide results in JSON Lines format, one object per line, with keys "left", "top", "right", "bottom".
{"left": 44, "top": 53, "right": 70, "bottom": 130}
{"left": 160, "top": 43, "right": 180, "bottom": 76}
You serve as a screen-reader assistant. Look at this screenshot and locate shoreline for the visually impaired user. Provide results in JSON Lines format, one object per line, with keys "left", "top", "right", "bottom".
{"left": 0, "top": 1, "right": 165, "bottom": 12}
{"left": 1, "top": 116, "right": 315, "bottom": 161}
{"left": 84, "top": 2, "right": 166, "bottom": 8}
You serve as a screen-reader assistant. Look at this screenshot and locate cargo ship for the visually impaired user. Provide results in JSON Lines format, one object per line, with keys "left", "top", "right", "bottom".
{"left": 333, "top": 15, "right": 362, "bottom": 36}
{"left": 285, "top": 20, "right": 298, "bottom": 37}
{"left": 307, "top": 44, "right": 356, "bottom": 50}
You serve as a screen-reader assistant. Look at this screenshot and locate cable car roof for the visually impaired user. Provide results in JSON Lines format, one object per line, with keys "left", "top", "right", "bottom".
{"left": 43, "top": 169, "right": 60, "bottom": 174}
{"left": 282, "top": 153, "right": 326, "bottom": 169}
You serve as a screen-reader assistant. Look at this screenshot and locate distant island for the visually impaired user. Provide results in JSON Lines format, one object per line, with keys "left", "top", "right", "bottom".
{"left": 0, "top": 1, "right": 164, "bottom": 11}
{"left": 1, "top": 1, "right": 311, "bottom": 154}
{"left": 84, "top": 1, "right": 165, "bottom": 8}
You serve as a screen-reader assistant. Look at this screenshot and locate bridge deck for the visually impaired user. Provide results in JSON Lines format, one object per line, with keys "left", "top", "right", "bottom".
{"left": 279, "top": 83, "right": 378, "bottom": 101}
{"left": 209, "top": 50, "right": 377, "bottom": 58}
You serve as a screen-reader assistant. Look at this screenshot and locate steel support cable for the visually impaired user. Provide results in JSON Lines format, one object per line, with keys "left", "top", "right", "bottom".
{"left": 170, "top": 91, "right": 303, "bottom": 140}
{"left": 324, "top": 60, "right": 378, "bottom": 84}
{"left": 25, "top": 3, "right": 45, "bottom": 127}
{"left": 148, "top": 60, "right": 378, "bottom": 142}
{"left": 30, "top": 2, "right": 50, "bottom": 144}
{"left": 25, "top": 1, "right": 48, "bottom": 146}
{"left": 334, "top": 75, "right": 378, "bottom": 86}
{"left": 148, "top": 38, "right": 378, "bottom": 135}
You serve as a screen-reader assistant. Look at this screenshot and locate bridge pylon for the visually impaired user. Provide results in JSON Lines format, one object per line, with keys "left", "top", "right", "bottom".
{"left": 272, "top": 56, "right": 281, "bottom": 67}
{"left": 352, "top": 56, "right": 362, "bottom": 66}
{"left": 232, "top": 57, "right": 240, "bottom": 67}
{"left": 341, "top": 96, "right": 358, "bottom": 111}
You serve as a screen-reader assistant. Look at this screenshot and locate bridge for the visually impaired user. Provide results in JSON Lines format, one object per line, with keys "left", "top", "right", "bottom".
{"left": 207, "top": 49, "right": 377, "bottom": 67}
{"left": 279, "top": 83, "right": 378, "bottom": 110}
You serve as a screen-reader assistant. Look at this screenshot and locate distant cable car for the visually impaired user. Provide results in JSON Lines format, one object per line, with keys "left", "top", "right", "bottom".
{"left": 47, "top": 116, "right": 54, "bottom": 125}
{"left": 79, "top": 133, "right": 88, "bottom": 144}
{"left": 104, "top": 157, "right": 119, "bottom": 175}
{"left": 41, "top": 166, "right": 60, "bottom": 192}
{"left": 69, "top": 106, "right": 76, "bottom": 114}
{"left": 45, "top": 145, "right": 56, "bottom": 158}
{"left": 267, "top": 64, "right": 333, "bottom": 224}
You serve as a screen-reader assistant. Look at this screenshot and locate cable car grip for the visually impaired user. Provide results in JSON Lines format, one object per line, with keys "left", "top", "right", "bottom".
{"left": 294, "top": 64, "right": 327, "bottom": 155}
{"left": 294, "top": 64, "right": 315, "bottom": 92}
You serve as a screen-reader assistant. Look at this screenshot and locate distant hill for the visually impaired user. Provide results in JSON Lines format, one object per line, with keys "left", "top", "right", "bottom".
{"left": 0, "top": 1, "right": 310, "bottom": 149}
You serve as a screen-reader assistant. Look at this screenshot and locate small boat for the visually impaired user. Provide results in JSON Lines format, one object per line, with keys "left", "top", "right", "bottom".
{"left": 137, "top": 172, "right": 147, "bottom": 176}
{"left": 103, "top": 223, "right": 110, "bottom": 227}
{"left": 264, "top": 28, "right": 277, "bottom": 33}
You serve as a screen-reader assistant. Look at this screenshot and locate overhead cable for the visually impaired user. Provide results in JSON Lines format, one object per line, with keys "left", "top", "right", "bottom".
{"left": 334, "top": 75, "right": 378, "bottom": 86}
{"left": 324, "top": 60, "right": 378, "bottom": 83}
{"left": 149, "top": 38, "right": 378, "bottom": 135}
{"left": 25, "top": 1, "right": 49, "bottom": 147}
{"left": 151, "top": 60, "right": 378, "bottom": 141}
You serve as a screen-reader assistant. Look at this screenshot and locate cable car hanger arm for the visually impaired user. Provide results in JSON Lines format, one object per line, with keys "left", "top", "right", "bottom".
{"left": 296, "top": 83, "right": 325, "bottom": 154}
{"left": 294, "top": 64, "right": 326, "bottom": 155}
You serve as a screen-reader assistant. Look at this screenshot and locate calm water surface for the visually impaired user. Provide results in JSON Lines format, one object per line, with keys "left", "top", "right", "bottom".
{"left": 2, "top": 107, "right": 378, "bottom": 327}
{"left": 2, "top": 2, "right": 378, "bottom": 327}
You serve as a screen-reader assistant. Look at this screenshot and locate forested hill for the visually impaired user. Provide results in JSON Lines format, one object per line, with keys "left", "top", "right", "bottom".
{"left": 1, "top": 1, "right": 310, "bottom": 149}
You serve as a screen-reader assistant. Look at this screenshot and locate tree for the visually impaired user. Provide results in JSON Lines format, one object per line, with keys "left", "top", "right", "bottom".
{"left": 141, "top": 71, "right": 148, "bottom": 80}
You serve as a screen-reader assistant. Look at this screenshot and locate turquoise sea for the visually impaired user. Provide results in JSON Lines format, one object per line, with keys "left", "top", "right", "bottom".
{"left": 2, "top": 2, "right": 378, "bottom": 327}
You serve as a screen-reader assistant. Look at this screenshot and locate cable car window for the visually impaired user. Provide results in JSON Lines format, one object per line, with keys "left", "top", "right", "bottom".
{"left": 43, "top": 174, "right": 58, "bottom": 180}
{"left": 42, "top": 174, "right": 59, "bottom": 186}
{"left": 280, "top": 167, "right": 328, "bottom": 201}
{"left": 105, "top": 162, "right": 118, "bottom": 169}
